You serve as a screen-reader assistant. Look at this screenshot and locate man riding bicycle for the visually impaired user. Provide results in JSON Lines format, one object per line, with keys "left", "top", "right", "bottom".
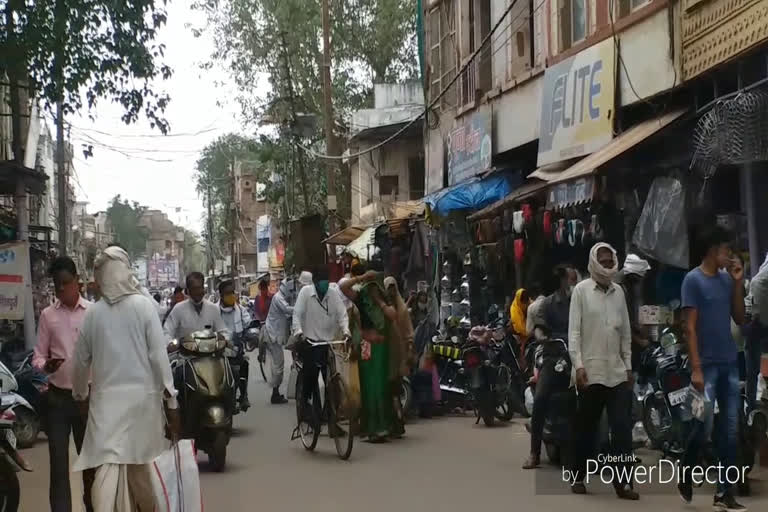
{"left": 291, "top": 266, "right": 350, "bottom": 432}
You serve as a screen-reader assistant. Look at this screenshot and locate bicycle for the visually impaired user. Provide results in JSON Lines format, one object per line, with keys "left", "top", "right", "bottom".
{"left": 291, "top": 339, "right": 355, "bottom": 460}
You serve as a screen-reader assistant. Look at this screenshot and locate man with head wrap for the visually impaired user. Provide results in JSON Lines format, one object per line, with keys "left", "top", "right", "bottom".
{"left": 71, "top": 246, "right": 179, "bottom": 511}
{"left": 263, "top": 278, "right": 297, "bottom": 404}
{"left": 617, "top": 253, "right": 652, "bottom": 373}
{"left": 568, "top": 243, "right": 637, "bottom": 500}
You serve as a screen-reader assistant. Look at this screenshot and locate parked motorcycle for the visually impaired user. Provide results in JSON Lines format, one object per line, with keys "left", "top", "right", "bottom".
{"left": 0, "top": 359, "right": 40, "bottom": 449}
{"left": 463, "top": 326, "right": 506, "bottom": 427}
{"left": 0, "top": 392, "right": 33, "bottom": 511}
{"left": 169, "top": 328, "right": 235, "bottom": 472}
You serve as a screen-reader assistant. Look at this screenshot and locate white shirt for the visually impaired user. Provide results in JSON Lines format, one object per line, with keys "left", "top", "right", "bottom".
{"left": 220, "top": 304, "right": 252, "bottom": 335}
{"left": 72, "top": 294, "right": 177, "bottom": 470}
{"left": 292, "top": 285, "right": 350, "bottom": 341}
{"left": 265, "top": 291, "right": 293, "bottom": 345}
{"left": 568, "top": 278, "right": 632, "bottom": 388}
{"left": 163, "top": 298, "right": 226, "bottom": 340}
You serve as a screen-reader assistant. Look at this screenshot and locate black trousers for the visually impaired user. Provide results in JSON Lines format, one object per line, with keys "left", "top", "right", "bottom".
{"left": 47, "top": 385, "right": 94, "bottom": 512}
{"left": 300, "top": 344, "right": 328, "bottom": 407}
{"left": 571, "top": 383, "right": 634, "bottom": 487}
{"left": 236, "top": 358, "right": 249, "bottom": 400}
{"left": 529, "top": 360, "right": 569, "bottom": 455}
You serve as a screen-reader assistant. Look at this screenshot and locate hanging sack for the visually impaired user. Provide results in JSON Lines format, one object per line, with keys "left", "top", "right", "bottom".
{"left": 514, "top": 238, "right": 525, "bottom": 264}
{"left": 333, "top": 347, "right": 361, "bottom": 413}
{"left": 287, "top": 363, "right": 299, "bottom": 399}
{"left": 150, "top": 440, "right": 203, "bottom": 512}
{"left": 513, "top": 211, "right": 525, "bottom": 233}
{"left": 521, "top": 203, "right": 533, "bottom": 224}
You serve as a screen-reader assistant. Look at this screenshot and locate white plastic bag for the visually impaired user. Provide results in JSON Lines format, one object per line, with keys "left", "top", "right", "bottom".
{"left": 150, "top": 440, "right": 202, "bottom": 512}
{"left": 287, "top": 364, "right": 298, "bottom": 400}
{"left": 632, "top": 175, "right": 689, "bottom": 269}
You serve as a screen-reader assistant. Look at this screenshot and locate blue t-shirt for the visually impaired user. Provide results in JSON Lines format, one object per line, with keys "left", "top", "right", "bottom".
{"left": 681, "top": 268, "right": 737, "bottom": 365}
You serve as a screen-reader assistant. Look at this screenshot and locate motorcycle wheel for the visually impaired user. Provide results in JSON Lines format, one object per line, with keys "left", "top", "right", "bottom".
{"left": 0, "top": 463, "right": 20, "bottom": 512}
{"left": 495, "top": 397, "right": 513, "bottom": 421}
{"left": 208, "top": 431, "right": 228, "bottom": 472}
{"left": 13, "top": 407, "right": 40, "bottom": 449}
{"left": 544, "top": 442, "right": 560, "bottom": 465}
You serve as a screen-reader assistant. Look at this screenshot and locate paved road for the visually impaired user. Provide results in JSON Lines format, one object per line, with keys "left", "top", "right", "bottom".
{"left": 17, "top": 352, "right": 768, "bottom": 511}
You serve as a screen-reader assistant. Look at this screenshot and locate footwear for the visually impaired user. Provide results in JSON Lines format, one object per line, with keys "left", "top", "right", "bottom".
{"left": 571, "top": 482, "right": 586, "bottom": 495}
{"left": 678, "top": 482, "right": 693, "bottom": 504}
{"left": 239, "top": 397, "right": 251, "bottom": 411}
{"left": 271, "top": 394, "right": 288, "bottom": 404}
{"left": 615, "top": 484, "right": 639, "bottom": 501}
{"left": 713, "top": 493, "right": 747, "bottom": 511}
{"left": 522, "top": 454, "right": 540, "bottom": 469}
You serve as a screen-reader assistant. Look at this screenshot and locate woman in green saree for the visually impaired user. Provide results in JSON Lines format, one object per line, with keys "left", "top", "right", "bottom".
{"left": 341, "top": 271, "right": 394, "bottom": 442}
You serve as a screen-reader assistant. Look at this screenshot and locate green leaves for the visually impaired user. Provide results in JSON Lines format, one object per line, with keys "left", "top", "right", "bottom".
{"left": 106, "top": 195, "right": 149, "bottom": 259}
{"left": 1, "top": 0, "right": 173, "bottom": 136}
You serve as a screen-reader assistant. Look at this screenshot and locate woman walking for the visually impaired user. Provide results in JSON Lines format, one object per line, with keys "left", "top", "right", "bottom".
{"left": 382, "top": 277, "right": 415, "bottom": 438}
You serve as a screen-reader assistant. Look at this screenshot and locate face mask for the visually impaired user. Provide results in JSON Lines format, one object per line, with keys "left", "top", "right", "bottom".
{"left": 418, "top": 301, "right": 428, "bottom": 311}
{"left": 566, "top": 285, "right": 574, "bottom": 297}
{"left": 222, "top": 294, "right": 236, "bottom": 308}
{"left": 315, "top": 280, "right": 329, "bottom": 299}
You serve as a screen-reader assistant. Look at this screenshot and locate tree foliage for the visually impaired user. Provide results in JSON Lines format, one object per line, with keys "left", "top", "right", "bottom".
{"left": 106, "top": 195, "right": 148, "bottom": 259}
{"left": 182, "top": 229, "right": 207, "bottom": 277}
{"left": 0, "top": 0, "right": 173, "bottom": 144}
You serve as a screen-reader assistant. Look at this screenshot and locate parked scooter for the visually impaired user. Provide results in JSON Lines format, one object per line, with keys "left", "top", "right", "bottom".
{"left": 0, "top": 360, "right": 39, "bottom": 449}
{"left": 169, "top": 328, "right": 235, "bottom": 472}
{"left": 0, "top": 392, "right": 33, "bottom": 511}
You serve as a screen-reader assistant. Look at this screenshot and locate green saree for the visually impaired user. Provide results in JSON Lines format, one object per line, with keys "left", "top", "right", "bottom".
{"left": 356, "top": 281, "right": 393, "bottom": 439}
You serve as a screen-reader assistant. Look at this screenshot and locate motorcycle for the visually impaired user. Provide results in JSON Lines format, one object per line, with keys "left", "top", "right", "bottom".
{"left": 0, "top": 360, "right": 39, "bottom": 449}
{"left": 463, "top": 326, "right": 506, "bottom": 427}
{"left": 169, "top": 328, "right": 235, "bottom": 472}
{"left": 0, "top": 392, "right": 33, "bottom": 511}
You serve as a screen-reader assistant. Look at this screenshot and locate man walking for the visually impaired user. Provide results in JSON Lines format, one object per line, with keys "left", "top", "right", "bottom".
{"left": 71, "top": 246, "right": 179, "bottom": 511}
{"left": 568, "top": 243, "right": 637, "bottom": 500}
{"left": 164, "top": 272, "right": 226, "bottom": 339}
{"left": 33, "top": 257, "right": 94, "bottom": 512}
{"left": 263, "top": 279, "right": 296, "bottom": 404}
{"left": 679, "top": 226, "right": 746, "bottom": 511}
{"left": 219, "top": 279, "right": 252, "bottom": 411}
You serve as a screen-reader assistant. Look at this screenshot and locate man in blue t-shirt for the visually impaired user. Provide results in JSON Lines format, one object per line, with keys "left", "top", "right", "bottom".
{"left": 679, "top": 225, "right": 746, "bottom": 511}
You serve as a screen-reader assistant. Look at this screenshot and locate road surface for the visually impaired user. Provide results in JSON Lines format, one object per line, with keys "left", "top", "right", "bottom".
{"left": 17, "top": 351, "right": 768, "bottom": 511}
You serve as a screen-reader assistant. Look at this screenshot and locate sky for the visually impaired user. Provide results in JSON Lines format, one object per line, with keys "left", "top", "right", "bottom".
{"left": 65, "top": 0, "right": 246, "bottom": 233}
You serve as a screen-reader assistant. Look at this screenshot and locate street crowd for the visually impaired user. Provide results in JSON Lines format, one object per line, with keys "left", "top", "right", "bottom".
{"left": 26, "top": 223, "right": 762, "bottom": 511}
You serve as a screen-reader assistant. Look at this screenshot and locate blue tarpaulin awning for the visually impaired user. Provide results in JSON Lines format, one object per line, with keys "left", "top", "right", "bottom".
{"left": 424, "top": 171, "right": 521, "bottom": 216}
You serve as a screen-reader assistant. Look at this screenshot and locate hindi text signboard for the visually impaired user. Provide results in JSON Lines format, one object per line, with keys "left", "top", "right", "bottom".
{"left": 0, "top": 242, "right": 27, "bottom": 320}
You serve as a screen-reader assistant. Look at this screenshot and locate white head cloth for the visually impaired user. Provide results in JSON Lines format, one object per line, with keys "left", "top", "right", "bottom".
{"left": 588, "top": 242, "right": 619, "bottom": 286}
{"left": 623, "top": 253, "right": 651, "bottom": 277}
{"left": 94, "top": 246, "right": 141, "bottom": 305}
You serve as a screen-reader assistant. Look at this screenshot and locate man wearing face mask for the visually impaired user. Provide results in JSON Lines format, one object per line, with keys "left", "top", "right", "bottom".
{"left": 33, "top": 257, "right": 94, "bottom": 512}
{"left": 522, "top": 266, "right": 575, "bottom": 469}
{"left": 568, "top": 243, "right": 637, "bottom": 500}
{"left": 292, "top": 266, "right": 350, "bottom": 421}
{"left": 218, "top": 279, "right": 252, "bottom": 411}
{"left": 164, "top": 272, "right": 226, "bottom": 340}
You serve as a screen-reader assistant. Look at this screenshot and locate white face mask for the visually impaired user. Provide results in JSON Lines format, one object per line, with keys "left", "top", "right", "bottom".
{"left": 566, "top": 285, "right": 574, "bottom": 297}
{"left": 418, "top": 302, "right": 428, "bottom": 311}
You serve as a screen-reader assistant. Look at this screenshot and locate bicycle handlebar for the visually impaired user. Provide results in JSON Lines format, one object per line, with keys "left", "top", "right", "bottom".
{"left": 305, "top": 339, "right": 347, "bottom": 347}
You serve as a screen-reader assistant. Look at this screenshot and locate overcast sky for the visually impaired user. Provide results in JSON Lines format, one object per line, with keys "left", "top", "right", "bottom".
{"left": 65, "top": 0, "right": 245, "bottom": 233}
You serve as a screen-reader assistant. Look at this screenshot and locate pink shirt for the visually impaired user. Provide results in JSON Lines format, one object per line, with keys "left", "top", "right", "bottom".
{"left": 32, "top": 297, "right": 91, "bottom": 390}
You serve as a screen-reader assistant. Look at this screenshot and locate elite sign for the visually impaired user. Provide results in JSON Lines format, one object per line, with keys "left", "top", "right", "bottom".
{"left": 537, "top": 38, "right": 616, "bottom": 167}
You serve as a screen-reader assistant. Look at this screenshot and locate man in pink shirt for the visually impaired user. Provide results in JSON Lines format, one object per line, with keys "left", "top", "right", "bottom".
{"left": 33, "top": 256, "right": 94, "bottom": 512}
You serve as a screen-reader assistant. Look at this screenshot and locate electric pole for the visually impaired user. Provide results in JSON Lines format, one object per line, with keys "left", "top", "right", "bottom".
{"left": 206, "top": 181, "right": 214, "bottom": 288}
{"left": 56, "top": 101, "right": 67, "bottom": 255}
{"left": 230, "top": 158, "right": 238, "bottom": 288}
{"left": 321, "top": 0, "right": 340, "bottom": 232}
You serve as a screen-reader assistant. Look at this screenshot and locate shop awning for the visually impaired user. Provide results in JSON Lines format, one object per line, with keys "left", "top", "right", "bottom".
{"left": 346, "top": 226, "right": 377, "bottom": 260}
{"left": 323, "top": 225, "right": 370, "bottom": 246}
{"left": 467, "top": 179, "right": 549, "bottom": 221}
{"left": 424, "top": 171, "right": 522, "bottom": 216}
{"left": 529, "top": 109, "right": 688, "bottom": 185}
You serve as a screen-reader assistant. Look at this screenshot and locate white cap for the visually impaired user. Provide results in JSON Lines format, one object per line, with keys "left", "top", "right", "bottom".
{"left": 298, "top": 271, "right": 313, "bottom": 287}
{"left": 623, "top": 253, "right": 651, "bottom": 277}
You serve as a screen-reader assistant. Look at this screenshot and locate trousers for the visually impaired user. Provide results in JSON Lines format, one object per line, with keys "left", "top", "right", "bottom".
{"left": 48, "top": 384, "right": 94, "bottom": 512}
{"left": 266, "top": 340, "right": 286, "bottom": 389}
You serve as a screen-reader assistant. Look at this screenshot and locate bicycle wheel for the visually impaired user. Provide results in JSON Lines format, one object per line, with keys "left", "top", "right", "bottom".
{"left": 259, "top": 342, "right": 270, "bottom": 383}
{"left": 294, "top": 373, "right": 319, "bottom": 451}
{"left": 328, "top": 374, "right": 354, "bottom": 460}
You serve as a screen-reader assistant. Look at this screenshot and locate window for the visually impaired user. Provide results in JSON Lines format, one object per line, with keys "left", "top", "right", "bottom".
{"left": 458, "top": 0, "right": 491, "bottom": 107}
{"left": 409, "top": 157, "right": 425, "bottom": 200}
{"left": 617, "top": 0, "right": 650, "bottom": 17}
{"left": 429, "top": 0, "right": 458, "bottom": 111}
{"left": 508, "top": 0, "right": 532, "bottom": 80}
{"left": 379, "top": 175, "right": 399, "bottom": 199}
{"left": 559, "top": 0, "right": 587, "bottom": 52}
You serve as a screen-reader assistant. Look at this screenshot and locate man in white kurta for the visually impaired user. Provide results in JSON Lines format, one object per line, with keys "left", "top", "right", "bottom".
{"left": 72, "top": 247, "right": 179, "bottom": 512}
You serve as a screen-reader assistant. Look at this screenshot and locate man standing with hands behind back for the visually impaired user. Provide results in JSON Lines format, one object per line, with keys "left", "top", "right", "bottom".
{"left": 568, "top": 243, "right": 637, "bottom": 500}
{"left": 678, "top": 226, "right": 747, "bottom": 512}
{"left": 33, "top": 256, "right": 94, "bottom": 512}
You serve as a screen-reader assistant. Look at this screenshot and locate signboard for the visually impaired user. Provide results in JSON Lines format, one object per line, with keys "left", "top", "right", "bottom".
{"left": 0, "top": 242, "right": 28, "bottom": 320}
{"left": 545, "top": 177, "right": 595, "bottom": 209}
{"left": 132, "top": 257, "right": 147, "bottom": 286}
{"left": 148, "top": 258, "right": 179, "bottom": 289}
{"left": 447, "top": 110, "right": 492, "bottom": 185}
{"left": 537, "top": 38, "right": 616, "bottom": 166}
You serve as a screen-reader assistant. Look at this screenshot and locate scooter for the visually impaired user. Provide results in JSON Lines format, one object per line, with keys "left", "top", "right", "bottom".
{"left": 0, "top": 392, "right": 33, "bottom": 511}
{"left": 0, "top": 360, "right": 39, "bottom": 449}
{"left": 169, "top": 328, "right": 235, "bottom": 472}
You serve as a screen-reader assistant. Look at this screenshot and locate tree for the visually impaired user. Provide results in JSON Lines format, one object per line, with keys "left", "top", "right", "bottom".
{"left": 106, "top": 195, "right": 148, "bottom": 259}
{"left": 182, "top": 229, "right": 207, "bottom": 277}
{"left": 0, "top": 0, "right": 173, "bottom": 164}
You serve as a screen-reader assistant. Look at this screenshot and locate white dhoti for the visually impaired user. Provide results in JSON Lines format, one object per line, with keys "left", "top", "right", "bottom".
{"left": 92, "top": 463, "right": 155, "bottom": 512}
{"left": 266, "top": 337, "right": 286, "bottom": 389}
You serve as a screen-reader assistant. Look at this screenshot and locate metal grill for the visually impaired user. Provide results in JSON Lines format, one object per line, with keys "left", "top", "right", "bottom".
{"left": 692, "top": 88, "right": 768, "bottom": 178}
